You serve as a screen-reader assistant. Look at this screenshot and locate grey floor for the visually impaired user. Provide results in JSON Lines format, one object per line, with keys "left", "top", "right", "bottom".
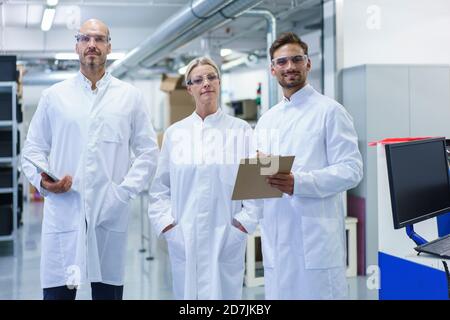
{"left": 0, "top": 196, "right": 377, "bottom": 300}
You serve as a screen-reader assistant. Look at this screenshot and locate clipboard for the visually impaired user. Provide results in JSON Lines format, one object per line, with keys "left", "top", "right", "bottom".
{"left": 23, "top": 155, "right": 60, "bottom": 182}
{"left": 231, "top": 155, "right": 295, "bottom": 200}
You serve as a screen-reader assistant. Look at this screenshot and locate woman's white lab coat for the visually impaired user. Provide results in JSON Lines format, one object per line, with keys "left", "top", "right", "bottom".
{"left": 149, "top": 109, "right": 259, "bottom": 299}
{"left": 22, "top": 72, "right": 159, "bottom": 288}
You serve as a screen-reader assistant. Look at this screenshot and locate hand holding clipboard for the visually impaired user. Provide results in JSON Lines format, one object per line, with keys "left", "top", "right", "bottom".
{"left": 231, "top": 155, "right": 295, "bottom": 200}
{"left": 23, "top": 155, "right": 73, "bottom": 193}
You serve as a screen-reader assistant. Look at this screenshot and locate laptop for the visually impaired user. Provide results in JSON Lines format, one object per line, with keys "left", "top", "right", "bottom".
{"left": 415, "top": 234, "right": 450, "bottom": 259}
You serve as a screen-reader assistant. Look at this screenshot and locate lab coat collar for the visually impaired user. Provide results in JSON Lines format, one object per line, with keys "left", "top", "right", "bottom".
{"left": 282, "top": 83, "right": 314, "bottom": 104}
{"left": 77, "top": 70, "right": 111, "bottom": 92}
{"left": 191, "top": 107, "right": 223, "bottom": 125}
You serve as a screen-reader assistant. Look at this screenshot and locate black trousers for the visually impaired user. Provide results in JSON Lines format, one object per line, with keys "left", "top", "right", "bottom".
{"left": 43, "top": 282, "right": 124, "bottom": 300}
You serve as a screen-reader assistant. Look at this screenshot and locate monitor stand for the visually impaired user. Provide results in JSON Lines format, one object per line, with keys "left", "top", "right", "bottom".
{"left": 405, "top": 224, "right": 427, "bottom": 246}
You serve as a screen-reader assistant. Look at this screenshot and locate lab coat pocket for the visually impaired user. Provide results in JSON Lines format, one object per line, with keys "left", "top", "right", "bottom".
{"left": 293, "top": 130, "right": 323, "bottom": 166}
{"left": 220, "top": 225, "right": 247, "bottom": 265}
{"left": 97, "top": 183, "right": 130, "bottom": 233}
{"left": 165, "top": 225, "right": 185, "bottom": 262}
{"left": 100, "top": 115, "right": 124, "bottom": 143}
{"left": 301, "top": 216, "right": 345, "bottom": 269}
{"left": 43, "top": 192, "right": 80, "bottom": 233}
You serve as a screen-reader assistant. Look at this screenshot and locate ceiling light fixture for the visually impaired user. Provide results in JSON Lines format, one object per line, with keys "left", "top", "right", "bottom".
{"left": 178, "top": 65, "right": 188, "bottom": 75}
{"left": 54, "top": 53, "right": 78, "bottom": 60}
{"left": 107, "top": 52, "right": 126, "bottom": 60}
{"left": 41, "top": 0, "right": 59, "bottom": 32}
{"left": 220, "top": 48, "right": 233, "bottom": 57}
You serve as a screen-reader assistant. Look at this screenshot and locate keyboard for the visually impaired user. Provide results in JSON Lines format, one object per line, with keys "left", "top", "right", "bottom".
{"left": 415, "top": 234, "right": 450, "bottom": 259}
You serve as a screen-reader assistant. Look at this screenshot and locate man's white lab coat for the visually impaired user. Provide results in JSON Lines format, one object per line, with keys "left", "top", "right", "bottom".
{"left": 255, "top": 84, "right": 363, "bottom": 299}
{"left": 149, "top": 109, "right": 260, "bottom": 299}
{"left": 22, "top": 72, "right": 159, "bottom": 288}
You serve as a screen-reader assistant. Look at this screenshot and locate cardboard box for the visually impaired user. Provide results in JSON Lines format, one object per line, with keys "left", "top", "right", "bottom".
{"left": 229, "top": 99, "right": 257, "bottom": 120}
{"left": 160, "top": 74, "right": 195, "bottom": 127}
{"left": 16, "top": 65, "right": 25, "bottom": 98}
{"left": 16, "top": 64, "right": 26, "bottom": 83}
{"left": 17, "top": 82, "right": 23, "bottom": 99}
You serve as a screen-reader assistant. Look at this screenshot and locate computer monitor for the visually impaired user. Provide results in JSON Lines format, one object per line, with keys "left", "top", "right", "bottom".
{"left": 0, "top": 56, "right": 17, "bottom": 82}
{"left": 385, "top": 137, "right": 450, "bottom": 229}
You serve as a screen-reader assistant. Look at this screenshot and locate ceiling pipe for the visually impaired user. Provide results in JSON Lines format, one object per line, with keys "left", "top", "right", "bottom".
{"left": 138, "top": 0, "right": 264, "bottom": 69}
{"left": 219, "top": 0, "right": 322, "bottom": 47}
{"left": 243, "top": 9, "right": 278, "bottom": 107}
{"left": 108, "top": 0, "right": 233, "bottom": 77}
{"left": 218, "top": 1, "right": 322, "bottom": 106}
{"left": 109, "top": 0, "right": 263, "bottom": 78}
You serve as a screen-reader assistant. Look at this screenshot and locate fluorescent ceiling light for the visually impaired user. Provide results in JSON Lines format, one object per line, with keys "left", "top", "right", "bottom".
{"left": 107, "top": 52, "right": 126, "bottom": 60}
{"left": 47, "top": 0, "right": 59, "bottom": 5}
{"left": 221, "top": 56, "right": 248, "bottom": 71}
{"left": 55, "top": 52, "right": 126, "bottom": 60}
{"left": 55, "top": 53, "right": 78, "bottom": 60}
{"left": 41, "top": 8, "right": 56, "bottom": 32}
{"left": 220, "top": 48, "right": 233, "bottom": 57}
{"left": 178, "top": 65, "right": 188, "bottom": 75}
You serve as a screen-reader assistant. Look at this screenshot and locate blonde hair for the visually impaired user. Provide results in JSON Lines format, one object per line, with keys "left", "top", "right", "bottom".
{"left": 184, "top": 56, "right": 221, "bottom": 85}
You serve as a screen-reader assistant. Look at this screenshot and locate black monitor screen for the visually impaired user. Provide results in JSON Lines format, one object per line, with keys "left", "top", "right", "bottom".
{"left": 385, "top": 137, "right": 450, "bottom": 229}
{"left": 0, "top": 56, "right": 17, "bottom": 82}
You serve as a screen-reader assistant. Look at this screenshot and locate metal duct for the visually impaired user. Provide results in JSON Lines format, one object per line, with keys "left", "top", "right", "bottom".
{"left": 109, "top": 0, "right": 263, "bottom": 78}
{"left": 244, "top": 9, "right": 278, "bottom": 107}
{"left": 108, "top": 0, "right": 232, "bottom": 77}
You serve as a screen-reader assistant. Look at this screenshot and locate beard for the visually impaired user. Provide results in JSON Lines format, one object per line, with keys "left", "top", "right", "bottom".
{"left": 277, "top": 71, "right": 306, "bottom": 89}
{"left": 80, "top": 50, "right": 106, "bottom": 69}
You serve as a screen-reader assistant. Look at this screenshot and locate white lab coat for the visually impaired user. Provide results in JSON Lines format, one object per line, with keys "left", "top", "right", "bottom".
{"left": 148, "top": 109, "right": 260, "bottom": 299}
{"left": 255, "top": 84, "right": 363, "bottom": 299}
{"left": 22, "top": 72, "right": 159, "bottom": 289}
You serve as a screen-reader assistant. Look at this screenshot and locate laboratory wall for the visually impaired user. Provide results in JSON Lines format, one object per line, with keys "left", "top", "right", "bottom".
{"left": 338, "top": 0, "right": 450, "bottom": 288}
{"left": 338, "top": 0, "right": 450, "bottom": 69}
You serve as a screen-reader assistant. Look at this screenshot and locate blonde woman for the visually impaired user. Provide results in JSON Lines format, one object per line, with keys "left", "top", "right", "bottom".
{"left": 149, "top": 57, "right": 260, "bottom": 299}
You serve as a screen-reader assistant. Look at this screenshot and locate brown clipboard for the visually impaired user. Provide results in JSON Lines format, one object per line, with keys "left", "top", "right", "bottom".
{"left": 231, "top": 155, "right": 295, "bottom": 200}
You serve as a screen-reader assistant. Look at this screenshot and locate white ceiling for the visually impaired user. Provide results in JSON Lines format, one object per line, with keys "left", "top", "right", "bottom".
{"left": 0, "top": 0, "right": 324, "bottom": 77}
{"left": 2, "top": 0, "right": 187, "bottom": 28}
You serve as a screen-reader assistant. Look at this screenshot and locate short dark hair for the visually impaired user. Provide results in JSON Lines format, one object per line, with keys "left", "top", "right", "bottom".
{"left": 269, "top": 32, "right": 308, "bottom": 60}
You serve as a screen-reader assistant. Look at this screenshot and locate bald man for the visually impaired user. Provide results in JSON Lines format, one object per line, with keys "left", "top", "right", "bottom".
{"left": 22, "top": 19, "right": 159, "bottom": 300}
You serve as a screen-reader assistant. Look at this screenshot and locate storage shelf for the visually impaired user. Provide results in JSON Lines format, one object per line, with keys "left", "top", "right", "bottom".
{"left": 0, "top": 82, "right": 16, "bottom": 93}
{"left": 0, "top": 157, "right": 13, "bottom": 163}
{"left": 0, "top": 121, "right": 13, "bottom": 127}
{"left": 0, "top": 82, "right": 18, "bottom": 255}
{"left": 0, "top": 233, "right": 14, "bottom": 241}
